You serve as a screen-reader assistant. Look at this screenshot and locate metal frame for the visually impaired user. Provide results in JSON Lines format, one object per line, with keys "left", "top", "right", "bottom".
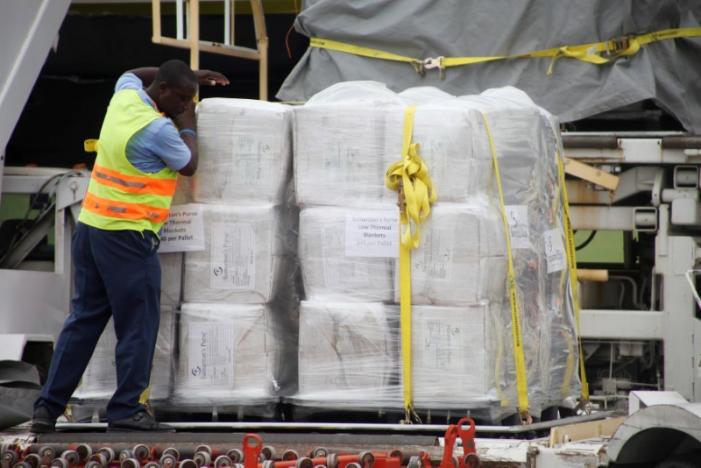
{"left": 151, "top": 0, "right": 269, "bottom": 100}
{"left": 565, "top": 133, "right": 701, "bottom": 402}
{"left": 0, "top": 167, "right": 88, "bottom": 342}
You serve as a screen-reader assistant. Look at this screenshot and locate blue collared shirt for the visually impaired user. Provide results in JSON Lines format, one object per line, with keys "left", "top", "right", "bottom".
{"left": 115, "top": 73, "right": 191, "bottom": 173}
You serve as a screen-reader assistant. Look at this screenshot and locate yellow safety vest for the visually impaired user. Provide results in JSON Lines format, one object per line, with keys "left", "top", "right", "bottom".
{"left": 79, "top": 89, "right": 178, "bottom": 233}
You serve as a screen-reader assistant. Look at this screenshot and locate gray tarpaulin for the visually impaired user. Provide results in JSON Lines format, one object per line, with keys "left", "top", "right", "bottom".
{"left": 277, "top": 1, "right": 701, "bottom": 133}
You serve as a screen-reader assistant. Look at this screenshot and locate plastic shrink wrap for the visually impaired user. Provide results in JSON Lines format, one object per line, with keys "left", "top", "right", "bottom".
{"left": 295, "top": 301, "right": 399, "bottom": 408}
{"left": 172, "top": 175, "right": 193, "bottom": 205}
{"left": 73, "top": 306, "right": 175, "bottom": 402}
{"left": 299, "top": 202, "right": 506, "bottom": 305}
{"left": 195, "top": 99, "right": 292, "bottom": 205}
{"left": 298, "top": 207, "right": 395, "bottom": 303}
{"left": 183, "top": 204, "right": 284, "bottom": 304}
{"left": 293, "top": 87, "right": 402, "bottom": 207}
{"left": 294, "top": 82, "right": 493, "bottom": 206}
{"left": 159, "top": 252, "right": 182, "bottom": 308}
{"left": 172, "top": 303, "right": 282, "bottom": 405}
{"left": 411, "top": 303, "right": 496, "bottom": 408}
{"left": 393, "top": 201, "right": 506, "bottom": 306}
{"left": 457, "top": 89, "right": 580, "bottom": 412}
{"left": 295, "top": 301, "right": 498, "bottom": 410}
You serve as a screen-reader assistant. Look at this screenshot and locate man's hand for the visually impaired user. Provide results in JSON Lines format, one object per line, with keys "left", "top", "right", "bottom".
{"left": 173, "top": 101, "right": 196, "bottom": 130}
{"left": 174, "top": 103, "right": 198, "bottom": 177}
{"left": 195, "top": 70, "right": 230, "bottom": 87}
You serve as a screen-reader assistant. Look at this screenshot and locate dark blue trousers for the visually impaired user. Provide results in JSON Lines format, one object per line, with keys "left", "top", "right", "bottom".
{"left": 35, "top": 222, "right": 161, "bottom": 422}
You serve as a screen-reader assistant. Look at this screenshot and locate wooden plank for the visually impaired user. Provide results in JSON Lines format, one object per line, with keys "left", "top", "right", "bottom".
{"left": 189, "top": 0, "right": 199, "bottom": 70}
{"left": 577, "top": 269, "right": 609, "bottom": 282}
{"left": 564, "top": 157, "right": 620, "bottom": 191}
{"left": 251, "top": 0, "right": 268, "bottom": 100}
{"left": 549, "top": 416, "right": 625, "bottom": 447}
{"left": 151, "top": 0, "right": 161, "bottom": 42}
{"left": 154, "top": 37, "right": 260, "bottom": 61}
{"left": 259, "top": 37, "right": 268, "bottom": 100}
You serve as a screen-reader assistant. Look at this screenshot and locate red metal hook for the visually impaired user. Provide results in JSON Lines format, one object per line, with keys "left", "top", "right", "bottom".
{"left": 243, "top": 434, "right": 264, "bottom": 468}
{"left": 440, "top": 418, "right": 479, "bottom": 468}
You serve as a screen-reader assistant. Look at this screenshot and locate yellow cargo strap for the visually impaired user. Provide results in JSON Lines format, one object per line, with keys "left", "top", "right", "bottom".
{"left": 310, "top": 27, "right": 701, "bottom": 76}
{"left": 385, "top": 105, "right": 437, "bottom": 421}
{"left": 480, "top": 113, "right": 531, "bottom": 424}
{"left": 556, "top": 152, "right": 591, "bottom": 409}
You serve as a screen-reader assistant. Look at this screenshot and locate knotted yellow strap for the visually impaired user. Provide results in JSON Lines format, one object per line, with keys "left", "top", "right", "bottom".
{"left": 311, "top": 27, "right": 701, "bottom": 76}
{"left": 385, "top": 106, "right": 436, "bottom": 421}
{"left": 385, "top": 107, "right": 437, "bottom": 249}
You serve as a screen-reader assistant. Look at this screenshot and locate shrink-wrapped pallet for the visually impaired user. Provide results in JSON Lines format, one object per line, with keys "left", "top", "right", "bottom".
{"left": 295, "top": 301, "right": 400, "bottom": 408}
{"left": 299, "top": 207, "right": 395, "bottom": 302}
{"left": 194, "top": 99, "right": 292, "bottom": 204}
{"left": 73, "top": 306, "right": 175, "bottom": 402}
{"left": 172, "top": 303, "right": 281, "bottom": 405}
{"left": 292, "top": 83, "right": 580, "bottom": 418}
{"left": 183, "top": 204, "right": 283, "bottom": 304}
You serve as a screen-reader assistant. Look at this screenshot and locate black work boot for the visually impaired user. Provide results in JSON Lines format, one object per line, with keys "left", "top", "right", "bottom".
{"left": 30, "top": 406, "right": 56, "bottom": 433}
{"left": 108, "top": 410, "right": 174, "bottom": 432}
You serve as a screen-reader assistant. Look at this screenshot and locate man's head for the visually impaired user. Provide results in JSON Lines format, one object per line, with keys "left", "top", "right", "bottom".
{"left": 149, "top": 59, "right": 198, "bottom": 119}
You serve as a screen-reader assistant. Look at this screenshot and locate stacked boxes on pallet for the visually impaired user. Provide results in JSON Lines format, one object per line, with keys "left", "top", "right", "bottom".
{"left": 72, "top": 99, "right": 297, "bottom": 414}
{"left": 292, "top": 82, "right": 579, "bottom": 419}
{"left": 172, "top": 98, "right": 296, "bottom": 412}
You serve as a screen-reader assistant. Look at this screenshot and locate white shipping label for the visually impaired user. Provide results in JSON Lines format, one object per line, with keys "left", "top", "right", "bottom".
{"left": 505, "top": 205, "right": 530, "bottom": 249}
{"left": 544, "top": 228, "right": 566, "bottom": 273}
{"left": 345, "top": 211, "right": 399, "bottom": 258}
{"left": 210, "top": 223, "right": 256, "bottom": 290}
{"left": 185, "top": 323, "right": 235, "bottom": 387}
{"left": 159, "top": 204, "right": 205, "bottom": 253}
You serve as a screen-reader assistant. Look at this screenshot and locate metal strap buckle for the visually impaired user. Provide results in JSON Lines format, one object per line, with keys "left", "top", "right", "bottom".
{"left": 422, "top": 56, "right": 446, "bottom": 79}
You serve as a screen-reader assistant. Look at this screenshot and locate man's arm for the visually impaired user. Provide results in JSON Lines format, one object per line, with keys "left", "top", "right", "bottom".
{"left": 173, "top": 103, "right": 198, "bottom": 176}
{"left": 125, "top": 67, "right": 229, "bottom": 87}
{"left": 126, "top": 67, "right": 159, "bottom": 87}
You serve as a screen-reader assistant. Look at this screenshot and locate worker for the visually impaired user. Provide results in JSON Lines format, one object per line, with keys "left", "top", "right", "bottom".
{"left": 30, "top": 59, "right": 229, "bottom": 432}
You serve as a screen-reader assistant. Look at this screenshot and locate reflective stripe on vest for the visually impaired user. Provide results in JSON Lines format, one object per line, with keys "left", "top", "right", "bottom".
{"left": 92, "top": 163, "right": 177, "bottom": 196}
{"left": 83, "top": 192, "right": 170, "bottom": 224}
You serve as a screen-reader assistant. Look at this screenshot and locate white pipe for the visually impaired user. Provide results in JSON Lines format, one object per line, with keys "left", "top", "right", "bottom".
{"left": 224, "top": 0, "right": 231, "bottom": 45}
{"left": 176, "top": 0, "right": 184, "bottom": 40}
{"left": 54, "top": 412, "right": 613, "bottom": 434}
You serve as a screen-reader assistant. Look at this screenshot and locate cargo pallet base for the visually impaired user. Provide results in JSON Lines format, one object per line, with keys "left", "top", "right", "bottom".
{"left": 280, "top": 401, "right": 575, "bottom": 427}
{"left": 68, "top": 398, "right": 574, "bottom": 427}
